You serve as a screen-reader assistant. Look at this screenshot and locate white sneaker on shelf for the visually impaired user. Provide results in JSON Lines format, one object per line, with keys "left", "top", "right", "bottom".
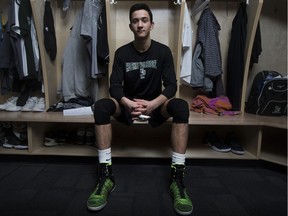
{"left": 21, "top": 97, "right": 38, "bottom": 112}
{"left": 0, "top": 96, "right": 18, "bottom": 111}
{"left": 32, "top": 97, "right": 45, "bottom": 112}
{"left": 5, "top": 97, "right": 22, "bottom": 112}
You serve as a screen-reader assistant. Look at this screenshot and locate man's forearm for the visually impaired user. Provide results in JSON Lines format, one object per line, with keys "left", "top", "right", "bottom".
{"left": 151, "top": 94, "right": 168, "bottom": 108}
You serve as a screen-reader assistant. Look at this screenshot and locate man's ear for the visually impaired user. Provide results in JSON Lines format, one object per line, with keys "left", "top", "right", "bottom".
{"left": 129, "top": 23, "right": 132, "bottom": 31}
{"left": 150, "top": 22, "right": 154, "bottom": 30}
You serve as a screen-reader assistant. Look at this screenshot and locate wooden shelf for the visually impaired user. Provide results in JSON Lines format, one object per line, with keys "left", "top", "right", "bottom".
{"left": 0, "top": 140, "right": 257, "bottom": 160}
{"left": 260, "top": 152, "right": 287, "bottom": 166}
{"left": 0, "top": 111, "right": 285, "bottom": 128}
{"left": 0, "top": 111, "right": 94, "bottom": 123}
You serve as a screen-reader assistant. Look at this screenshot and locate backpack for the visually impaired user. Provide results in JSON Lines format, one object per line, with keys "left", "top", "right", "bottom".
{"left": 245, "top": 71, "right": 287, "bottom": 116}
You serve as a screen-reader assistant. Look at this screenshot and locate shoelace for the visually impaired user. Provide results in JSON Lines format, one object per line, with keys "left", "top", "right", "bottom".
{"left": 174, "top": 177, "right": 185, "bottom": 198}
{"left": 6, "top": 97, "right": 17, "bottom": 104}
{"left": 95, "top": 165, "right": 111, "bottom": 195}
{"left": 172, "top": 166, "right": 186, "bottom": 198}
{"left": 95, "top": 175, "right": 108, "bottom": 195}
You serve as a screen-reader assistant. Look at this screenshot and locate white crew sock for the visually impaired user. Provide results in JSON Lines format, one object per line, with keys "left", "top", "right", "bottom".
{"left": 172, "top": 151, "right": 186, "bottom": 165}
{"left": 98, "top": 148, "right": 112, "bottom": 164}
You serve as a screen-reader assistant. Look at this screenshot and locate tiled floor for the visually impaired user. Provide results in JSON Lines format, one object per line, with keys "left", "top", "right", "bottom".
{"left": 0, "top": 157, "right": 286, "bottom": 216}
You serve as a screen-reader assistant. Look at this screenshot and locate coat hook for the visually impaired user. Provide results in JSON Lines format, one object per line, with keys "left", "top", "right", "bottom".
{"left": 110, "top": 0, "right": 117, "bottom": 4}
{"left": 173, "top": 0, "right": 181, "bottom": 5}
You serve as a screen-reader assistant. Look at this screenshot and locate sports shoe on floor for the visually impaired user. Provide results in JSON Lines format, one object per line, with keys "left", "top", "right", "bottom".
{"left": 203, "top": 131, "right": 231, "bottom": 153}
{"left": 32, "top": 97, "right": 45, "bottom": 112}
{"left": 0, "top": 96, "right": 18, "bottom": 111}
{"left": 87, "top": 163, "right": 115, "bottom": 211}
{"left": 225, "top": 132, "right": 245, "bottom": 155}
{"left": 21, "top": 97, "right": 38, "bottom": 112}
{"left": 169, "top": 164, "right": 193, "bottom": 215}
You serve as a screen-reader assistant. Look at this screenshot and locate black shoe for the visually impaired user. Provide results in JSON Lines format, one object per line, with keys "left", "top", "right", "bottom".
{"left": 44, "top": 130, "right": 71, "bottom": 147}
{"left": 203, "top": 132, "right": 231, "bottom": 153}
{"left": 75, "top": 127, "right": 86, "bottom": 145}
{"left": 0, "top": 125, "right": 6, "bottom": 144}
{"left": 3, "top": 128, "right": 28, "bottom": 150}
{"left": 85, "top": 127, "right": 95, "bottom": 146}
{"left": 225, "top": 132, "right": 245, "bottom": 155}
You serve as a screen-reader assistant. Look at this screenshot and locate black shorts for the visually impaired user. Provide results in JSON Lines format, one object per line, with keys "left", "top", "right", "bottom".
{"left": 114, "top": 105, "right": 169, "bottom": 127}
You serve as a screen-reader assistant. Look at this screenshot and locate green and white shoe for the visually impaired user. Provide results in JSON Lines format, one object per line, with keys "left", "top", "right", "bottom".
{"left": 169, "top": 164, "right": 193, "bottom": 215}
{"left": 87, "top": 163, "right": 115, "bottom": 211}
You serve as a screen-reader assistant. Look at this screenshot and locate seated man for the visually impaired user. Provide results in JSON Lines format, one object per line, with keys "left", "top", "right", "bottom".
{"left": 87, "top": 3, "right": 193, "bottom": 215}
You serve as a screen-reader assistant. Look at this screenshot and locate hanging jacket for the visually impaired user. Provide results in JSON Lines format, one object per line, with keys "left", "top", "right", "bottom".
{"left": 197, "top": 7, "right": 222, "bottom": 77}
{"left": 226, "top": 2, "right": 247, "bottom": 111}
{"left": 191, "top": 7, "right": 224, "bottom": 95}
{"left": 80, "top": 0, "right": 104, "bottom": 78}
{"left": 43, "top": 0, "right": 57, "bottom": 61}
{"left": 62, "top": 9, "right": 93, "bottom": 102}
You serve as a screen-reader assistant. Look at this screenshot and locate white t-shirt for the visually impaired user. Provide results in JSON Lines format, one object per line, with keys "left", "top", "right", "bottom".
{"left": 180, "top": 3, "right": 193, "bottom": 86}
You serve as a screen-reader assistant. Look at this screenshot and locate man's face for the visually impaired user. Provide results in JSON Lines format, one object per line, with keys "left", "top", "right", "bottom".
{"left": 129, "top": 9, "right": 154, "bottom": 39}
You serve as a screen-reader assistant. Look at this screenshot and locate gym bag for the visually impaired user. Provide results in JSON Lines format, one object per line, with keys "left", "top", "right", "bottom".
{"left": 245, "top": 71, "right": 287, "bottom": 116}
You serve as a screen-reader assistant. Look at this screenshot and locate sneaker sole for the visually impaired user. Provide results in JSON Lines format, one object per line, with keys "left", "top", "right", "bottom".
{"left": 206, "top": 143, "right": 231, "bottom": 153}
{"left": 14, "top": 145, "right": 28, "bottom": 150}
{"left": 87, "top": 202, "right": 107, "bottom": 211}
{"left": 231, "top": 149, "right": 245, "bottom": 155}
{"left": 3, "top": 143, "right": 14, "bottom": 148}
{"left": 3, "top": 143, "right": 28, "bottom": 150}
{"left": 175, "top": 208, "right": 193, "bottom": 216}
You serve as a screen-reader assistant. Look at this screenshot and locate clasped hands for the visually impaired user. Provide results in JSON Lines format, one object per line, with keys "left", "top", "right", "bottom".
{"left": 124, "top": 98, "right": 157, "bottom": 120}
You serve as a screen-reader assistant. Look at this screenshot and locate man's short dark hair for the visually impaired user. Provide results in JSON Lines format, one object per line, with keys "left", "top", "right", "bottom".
{"left": 129, "top": 3, "right": 153, "bottom": 23}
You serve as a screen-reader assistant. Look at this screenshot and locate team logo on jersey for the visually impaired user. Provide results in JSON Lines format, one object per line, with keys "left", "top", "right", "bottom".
{"left": 126, "top": 60, "right": 157, "bottom": 79}
{"left": 140, "top": 68, "right": 146, "bottom": 79}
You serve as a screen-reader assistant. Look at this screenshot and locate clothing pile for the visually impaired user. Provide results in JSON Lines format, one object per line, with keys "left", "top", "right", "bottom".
{"left": 47, "top": 96, "right": 94, "bottom": 112}
{"left": 190, "top": 95, "right": 241, "bottom": 116}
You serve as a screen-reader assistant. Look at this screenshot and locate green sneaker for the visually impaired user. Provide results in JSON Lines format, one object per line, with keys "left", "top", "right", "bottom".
{"left": 169, "top": 165, "right": 193, "bottom": 215}
{"left": 87, "top": 163, "right": 115, "bottom": 211}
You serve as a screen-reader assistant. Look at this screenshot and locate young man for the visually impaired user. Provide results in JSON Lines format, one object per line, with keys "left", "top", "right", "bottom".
{"left": 87, "top": 3, "right": 193, "bottom": 215}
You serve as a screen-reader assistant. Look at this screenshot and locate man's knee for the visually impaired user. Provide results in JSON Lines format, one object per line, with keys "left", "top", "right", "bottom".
{"left": 167, "top": 98, "right": 189, "bottom": 123}
{"left": 93, "top": 98, "right": 116, "bottom": 125}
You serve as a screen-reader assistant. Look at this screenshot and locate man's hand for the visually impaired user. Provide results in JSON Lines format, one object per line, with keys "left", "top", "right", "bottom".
{"left": 133, "top": 99, "right": 157, "bottom": 115}
{"left": 120, "top": 97, "right": 144, "bottom": 119}
{"left": 120, "top": 95, "right": 168, "bottom": 120}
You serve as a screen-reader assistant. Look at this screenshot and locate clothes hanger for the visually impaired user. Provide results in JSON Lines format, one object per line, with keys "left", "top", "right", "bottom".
{"left": 191, "top": 0, "right": 210, "bottom": 17}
